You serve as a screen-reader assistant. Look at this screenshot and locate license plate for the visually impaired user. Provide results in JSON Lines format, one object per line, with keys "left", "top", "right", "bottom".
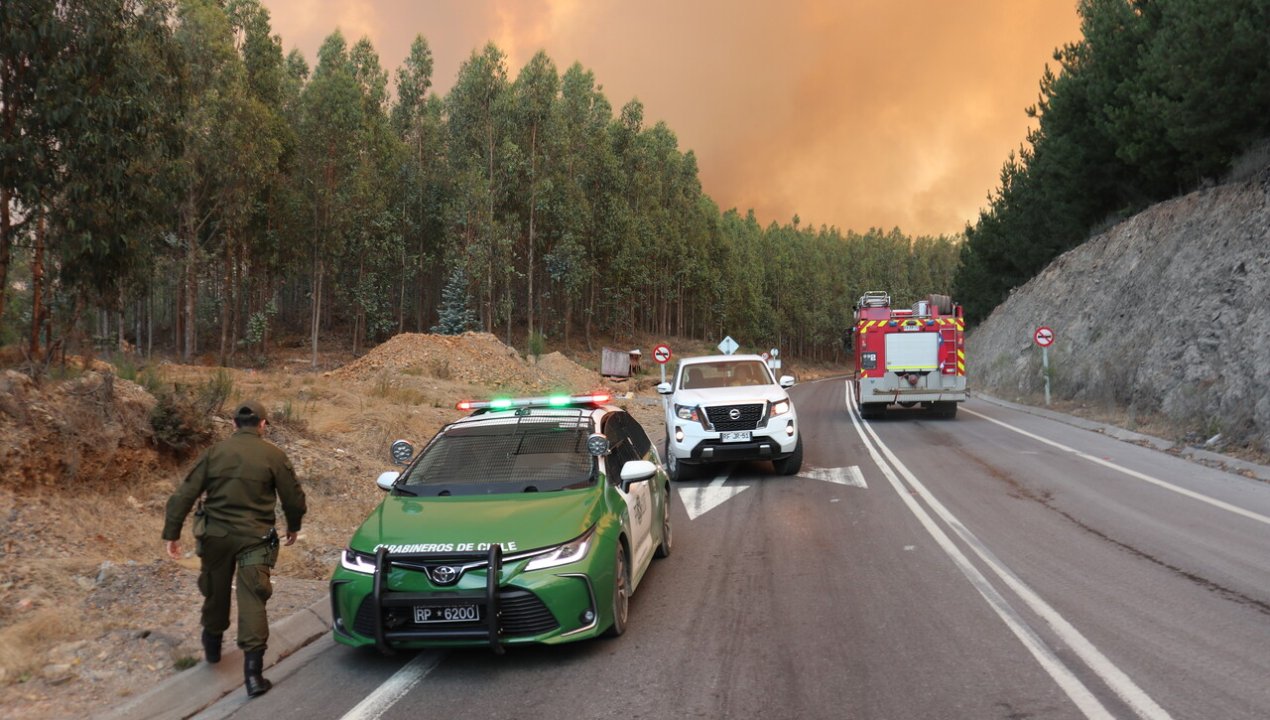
{"left": 720, "top": 431, "right": 751, "bottom": 443}
{"left": 414, "top": 604, "right": 480, "bottom": 623}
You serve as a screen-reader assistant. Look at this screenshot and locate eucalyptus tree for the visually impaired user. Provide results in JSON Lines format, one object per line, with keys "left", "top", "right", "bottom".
{"left": 171, "top": 0, "right": 279, "bottom": 362}
{"left": 509, "top": 50, "right": 561, "bottom": 341}
{"left": 0, "top": 0, "right": 179, "bottom": 357}
{"left": 392, "top": 35, "right": 446, "bottom": 332}
{"left": 446, "top": 43, "right": 512, "bottom": 334}
{"left": 553, "top": 63, "right": 614, "bottom": 348}
{"left": 297, "top": 31, "right": 363, "bottom": 366}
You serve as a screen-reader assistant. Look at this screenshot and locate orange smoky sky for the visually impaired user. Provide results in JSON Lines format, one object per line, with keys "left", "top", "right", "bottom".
{"left": 260, "top": 1, "right": 1081, "bottom": 237}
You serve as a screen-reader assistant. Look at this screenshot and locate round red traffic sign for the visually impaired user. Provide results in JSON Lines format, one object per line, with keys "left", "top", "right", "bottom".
{"left": 653, "top": 344, "right": 672, "bottom": 364}
{"left": 1034, "top": 326, "right": 1055, "bottom": 347}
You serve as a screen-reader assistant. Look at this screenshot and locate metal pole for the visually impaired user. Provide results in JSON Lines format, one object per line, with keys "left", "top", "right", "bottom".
{"left": 1042, "top": 346, "right": 1051, "bottom": 406}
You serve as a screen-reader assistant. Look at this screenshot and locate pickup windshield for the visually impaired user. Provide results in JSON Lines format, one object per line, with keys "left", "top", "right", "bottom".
{"left": 680, "top": 360, "right": 772, "bottom": 390}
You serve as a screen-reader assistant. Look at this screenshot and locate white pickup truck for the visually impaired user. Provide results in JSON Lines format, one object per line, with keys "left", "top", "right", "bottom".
{"left": 656, "top": 354, "right": 802, "bottom": 481}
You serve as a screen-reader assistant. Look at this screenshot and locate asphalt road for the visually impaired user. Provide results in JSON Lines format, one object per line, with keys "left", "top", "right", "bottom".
{"left": 190, "top": 377, "right": 1270, "bottom": 720}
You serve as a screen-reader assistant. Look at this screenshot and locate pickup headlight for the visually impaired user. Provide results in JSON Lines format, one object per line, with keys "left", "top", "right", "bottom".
{"left": 340, "top": 546, "right": 377, "bottom": 574}
{"left": 770, "top": 399, "right": 791, "bottom": 417}
{"left": 674, "top": 403, "right": 703, "bottom": 423}
{"left": 525, "top": 525, "right": 596, "bottom": 571}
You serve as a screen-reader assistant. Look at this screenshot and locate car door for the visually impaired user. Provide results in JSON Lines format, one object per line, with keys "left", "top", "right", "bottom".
{"left": 605, "top": 413, "right": 656, "bottom": 574}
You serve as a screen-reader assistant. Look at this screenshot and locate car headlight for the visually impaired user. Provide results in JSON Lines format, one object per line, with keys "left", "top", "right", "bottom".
{"left": 770, "top": 399, "right": 791, "bottom": 416}
{"left": 340, "top": 546, "right": 377, "bottom": 574}
{"left": 524, "top": 525, "right": 596, "bottom": 571}
{"left": 675, "top": 403, "right": 702, "bottom": 423}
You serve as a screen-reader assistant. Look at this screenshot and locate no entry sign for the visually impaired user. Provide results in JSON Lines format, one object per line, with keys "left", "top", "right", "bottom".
{"left": 653, "top": 344, "right": 672, "bottom": 364}
{"left": 1034, "top": 326, "right": 1055, "bottom": 347}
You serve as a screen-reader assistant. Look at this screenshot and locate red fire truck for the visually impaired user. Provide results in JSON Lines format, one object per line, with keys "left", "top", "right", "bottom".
{"left": 846, "top": 291, "right": 965, "bottom": 419}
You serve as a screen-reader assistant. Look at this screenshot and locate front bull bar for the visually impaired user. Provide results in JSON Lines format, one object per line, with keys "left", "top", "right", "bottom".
{"left": 371, "top": 544, "right": 505, "bottom": 655}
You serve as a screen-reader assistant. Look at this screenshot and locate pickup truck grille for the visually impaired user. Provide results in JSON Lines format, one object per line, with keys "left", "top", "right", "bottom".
{"left": 705, "top": 404, "right": 764, "bottom": 432}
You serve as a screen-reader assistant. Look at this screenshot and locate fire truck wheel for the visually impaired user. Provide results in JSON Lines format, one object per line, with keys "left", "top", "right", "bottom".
{"left": 773, "top": 437, "right": 803, "bottom": 475}
{"left": 930, "top": 401, "right": 958, "bottom": 419}
{"left": 860, "top": 403, "right": 886, "bottom": 420}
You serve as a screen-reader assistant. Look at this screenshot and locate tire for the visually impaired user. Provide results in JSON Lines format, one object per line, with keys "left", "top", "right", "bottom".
{"left": 654, "top": 490, "right": 673, "bottom": 559}
{"left": 860, "top": 403, "right": 886, "bottom": 420}
{"left": 941, "top": 401, "right": 959, "bottom": 420}
{"left": 604, "top": 544, "right": 630, "bottom": 637}
{"left": 666, "top": 437, "right": 696, "bottom": 482}
{"left": 772, "top": 436, "right": 803, "bottom": 476}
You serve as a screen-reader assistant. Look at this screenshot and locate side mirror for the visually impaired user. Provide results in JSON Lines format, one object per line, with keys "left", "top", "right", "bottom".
{"left": 390, "top": 439, "right": 414, "bottom": 465}
{"left": 620, "top": 460, "right": 657, "bottom": 488}
{"left": 376, "top": 471, "right": 400, "bottom": 491}
{"left": 779, "top": 375, "right": 795, "bottom": 388}
{"left": 656, "top": 382, "right": 673, "bottom": 395}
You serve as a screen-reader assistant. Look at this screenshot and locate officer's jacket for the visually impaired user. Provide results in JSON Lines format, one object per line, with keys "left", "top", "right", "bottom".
{"left": 163, "top": 428, "right": 307, "bottom": 541}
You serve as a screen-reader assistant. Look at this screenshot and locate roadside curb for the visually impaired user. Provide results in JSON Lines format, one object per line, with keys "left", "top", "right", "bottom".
{"left": 974, "top": 392, "right": 1270, "bottom": 483}
{"left": 94, "top": 596, "right": 331, "bottom": 720}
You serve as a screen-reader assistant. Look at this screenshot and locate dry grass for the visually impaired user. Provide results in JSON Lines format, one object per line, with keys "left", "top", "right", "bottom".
{"left": 0, "top": 609, "right": 81, "bottom": 683}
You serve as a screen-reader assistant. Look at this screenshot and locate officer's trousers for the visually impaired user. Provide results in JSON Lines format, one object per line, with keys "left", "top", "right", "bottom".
{"left": 197, "top": 533, "right": 276, "bottom": 652}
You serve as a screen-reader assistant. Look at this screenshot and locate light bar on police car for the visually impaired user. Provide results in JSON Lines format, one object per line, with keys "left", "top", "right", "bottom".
{"left": 456, "top": 393, "right": 612, "bottom": 411}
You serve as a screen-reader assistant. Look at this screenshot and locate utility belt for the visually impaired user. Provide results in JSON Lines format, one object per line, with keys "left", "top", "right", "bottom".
{"left": 193, "top": 506, "right": 279, "bottom": 566}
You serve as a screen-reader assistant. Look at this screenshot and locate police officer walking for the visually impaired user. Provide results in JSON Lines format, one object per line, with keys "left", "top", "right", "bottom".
{"left": 162, "top": 401, "right": 307, "bottom": 698}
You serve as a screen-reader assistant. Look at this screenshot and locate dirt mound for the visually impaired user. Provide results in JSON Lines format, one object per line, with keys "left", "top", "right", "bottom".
{"left": 329, "top": 331, "right": 599, "bottom": 393}
{"left": 0, "top": 370, "right": 163, "bottom": 488}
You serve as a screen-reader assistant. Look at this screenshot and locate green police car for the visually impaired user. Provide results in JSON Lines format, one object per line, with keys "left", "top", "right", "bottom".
{"left": 329, "top": 393, "right": 673, "bottom": 653}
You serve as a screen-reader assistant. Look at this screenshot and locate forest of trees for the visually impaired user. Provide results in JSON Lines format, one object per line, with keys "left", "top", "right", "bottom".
{"left": 0, "top": 0, "right": 960, "bottom": 368}
{"left": 955, "top": 0, "right": 1270, "bottom": 322}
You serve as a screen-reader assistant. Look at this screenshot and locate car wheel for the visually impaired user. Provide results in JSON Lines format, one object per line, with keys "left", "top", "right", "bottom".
{"left": 654, "top": 492, "right": 673, "bottom": 559}
{"left": 666, "top": 437, "right": 695, "bottom": 482}
{"left": 604, "top": 544, "right": 629, "bottom": 637}
{"left": 772, "top": 436, "right": 803, "bottom": 475}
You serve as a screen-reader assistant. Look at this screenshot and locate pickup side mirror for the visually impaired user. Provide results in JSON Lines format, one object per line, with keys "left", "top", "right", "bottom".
{"left": 656, "top": 382, "right": 673, "bottom": 395}
{"left": 779, "top": 375, "right": 795, "bottom": 388}
{"left": 376, "top": 471, "right": 401, "bottom": 491}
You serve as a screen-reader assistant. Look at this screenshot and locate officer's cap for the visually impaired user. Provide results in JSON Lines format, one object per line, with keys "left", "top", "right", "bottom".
{"left": 235, "top": 401, "right": 269, "bottom": 423}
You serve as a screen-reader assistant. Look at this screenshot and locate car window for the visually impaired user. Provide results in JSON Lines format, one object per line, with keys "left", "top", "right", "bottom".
{"left": 681, "top": 360, "right": 771, "bottom": 389}
{"left": 397, "top": 419, "right": 596, "bottom": 495}
{"left": 602, "top": 413, "right": 640, "bottom": 484}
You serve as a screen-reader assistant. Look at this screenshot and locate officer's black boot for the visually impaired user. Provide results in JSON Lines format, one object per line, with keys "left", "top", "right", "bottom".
{"left": 243, "top": 650, "right": 272, "bottom": 698}
{"left": 201, "top": 630, "right": 222, "bottom": 664}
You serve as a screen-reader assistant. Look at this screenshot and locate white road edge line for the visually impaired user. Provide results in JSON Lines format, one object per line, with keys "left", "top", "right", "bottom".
{"left": 339, "top": 652, "right": 444, "bottom": 720}
{"left": 848, "top": 384, "right": 1172, "bottom": 720}
{"left": 962, "top": 407, "right": 1270, "bottom": 527}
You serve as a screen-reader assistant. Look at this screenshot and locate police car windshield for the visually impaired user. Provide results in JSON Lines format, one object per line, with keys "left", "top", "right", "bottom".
{"left": 396, "top": 417, "right": 596, "bottom": 495}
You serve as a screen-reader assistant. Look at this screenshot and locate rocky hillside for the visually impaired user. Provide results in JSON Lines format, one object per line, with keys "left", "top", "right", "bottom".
{"left": 969, "top": 163, "right": 1270, "bottom": 455}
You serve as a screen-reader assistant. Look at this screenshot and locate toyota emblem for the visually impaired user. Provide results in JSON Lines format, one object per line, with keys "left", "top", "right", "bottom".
{"left": 728, "top": 408, "right": 741, "bottom": 421}
{"left": 430, "top": 565, "right": 460, "bottom": 585}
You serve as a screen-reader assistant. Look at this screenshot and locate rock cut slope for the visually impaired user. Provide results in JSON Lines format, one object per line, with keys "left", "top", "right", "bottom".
{"left": 969, "top": 164, "right": 1270, "bottom": 454}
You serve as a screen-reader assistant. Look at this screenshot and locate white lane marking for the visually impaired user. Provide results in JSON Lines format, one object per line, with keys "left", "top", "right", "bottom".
{"left": 963, "top": 407, "right": 1270, "bottom": 527}
{"left": 848, "top": 383, "right": 1173, "bottom": 720}
{"left": 800, "top": 465, "right": 868, "bottom": 488}
{"left": 339, "top": 652, "right": 443, "bottom": 720}
{"left": 678, "top": 466, "right": 748, "bottom": 520}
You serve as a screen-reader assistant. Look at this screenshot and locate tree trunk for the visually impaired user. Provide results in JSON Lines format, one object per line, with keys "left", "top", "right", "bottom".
{"left": 219, "top": 232, "right": 232, "bottom": 365}
{"left": 0, "top": 185, "right": 10, "bottom": 330}
{"left": 183, "top": 195, "right": 197, "bottom": 363}
{"left": 310, "top": 255, "right": 323, "bottom": 368}
{"left": 527, "top": 124, "right": 537, "bottom": 340}
{"left": 29, "top": 208, "right": 45, "bottom": 360}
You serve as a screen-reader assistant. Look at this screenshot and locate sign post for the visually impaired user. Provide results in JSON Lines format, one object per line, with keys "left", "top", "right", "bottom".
{"left": 1033, "top": 326, "right": 1055, "bottom": 406}
{"left": 652, "top": 343, "right": 672, "bottom": 386}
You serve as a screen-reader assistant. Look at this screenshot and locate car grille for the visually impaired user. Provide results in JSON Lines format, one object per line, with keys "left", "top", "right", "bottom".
{"left": 705, "top": 403, "right": 764, "bottom": 431}
{"left": 353, "top": 588, "right": 559, "bottom": 638}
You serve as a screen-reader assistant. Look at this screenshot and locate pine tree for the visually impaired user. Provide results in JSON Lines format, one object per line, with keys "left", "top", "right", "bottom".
{"left": 431, "top": 267, "right": 476, "bottom": 335}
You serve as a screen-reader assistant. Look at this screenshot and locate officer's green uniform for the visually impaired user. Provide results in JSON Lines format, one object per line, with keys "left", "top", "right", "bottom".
{"left": 163, "top": 416, "right": 306, "bottom": 653}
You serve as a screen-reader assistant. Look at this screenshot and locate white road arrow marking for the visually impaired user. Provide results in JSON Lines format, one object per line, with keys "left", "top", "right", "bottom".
{"left": 800, "top": 465, "right": 868, "bottom": 488}
{"left": 678, "top": 467, "right": 749, "bottom": 520}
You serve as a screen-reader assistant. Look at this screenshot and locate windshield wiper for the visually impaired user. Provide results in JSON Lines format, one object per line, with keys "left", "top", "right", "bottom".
{"left": 391, "top": 485, "right": 418, "bottom": 497}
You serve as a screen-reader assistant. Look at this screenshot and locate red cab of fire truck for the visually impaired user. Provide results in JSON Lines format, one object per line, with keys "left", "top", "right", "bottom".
{"left": 845, "top": 291, "right": 965, "bottom": 419}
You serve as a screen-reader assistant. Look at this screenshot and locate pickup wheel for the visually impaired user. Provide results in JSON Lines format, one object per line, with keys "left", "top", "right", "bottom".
{"left": 772, "top": 437, "right": 803, "bottom": 475}
{"left": 665, "top": 436, "right": 696, "bottom": 481}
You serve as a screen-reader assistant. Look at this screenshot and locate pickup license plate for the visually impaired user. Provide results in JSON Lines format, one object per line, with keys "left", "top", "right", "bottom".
{"left": 720, "top": 431, "right": 751, "bottom": 443}
{"left": 414, "top": 604, "right": 480, "bottom": 624}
